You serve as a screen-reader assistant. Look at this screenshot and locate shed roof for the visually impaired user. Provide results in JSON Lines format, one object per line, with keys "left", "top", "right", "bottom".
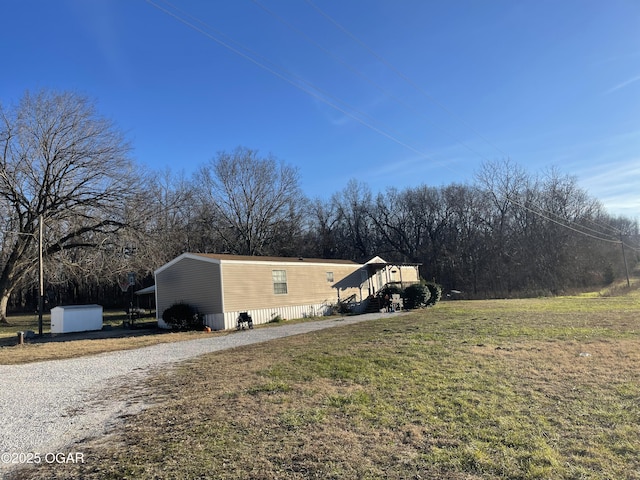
{"left": 135, "top": 285, "right": 156, "bottom": 295}
{"left": 51, "top": 304, "right": 102, "bottom": 310}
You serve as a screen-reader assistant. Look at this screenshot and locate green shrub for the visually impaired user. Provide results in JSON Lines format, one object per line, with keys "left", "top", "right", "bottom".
{"left": 424, "top": 281, "right": 442, "bottom": 306}
{"left": 603, "top": 264, "right": 615, "bottom": 285}
{"left": 379, "top": 284, "right": 403, "bottom": 297}
{"left": 336, "top": 301, "right": 353, "bottom": 315}
{"left": 402, "top": 283, "right": 431, "bottom": 309}
{"left": 162, "top": 303, "right": 203, "bottom": 331}
{"left": 270, "top": 314, "right": 284, "bottom": 323}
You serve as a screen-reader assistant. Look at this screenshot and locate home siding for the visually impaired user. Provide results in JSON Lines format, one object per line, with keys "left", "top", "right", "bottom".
{"left": 221, "top": 261, "right": 361, "bottom": 313}
{"left": 154, "top": 253, "right": 421, "bottom": 331}
{"left": 156, "top": 257, "right": 223, "bottom": 320}
{"left": 396, "top": 265, "right": 420, "bottom": 284}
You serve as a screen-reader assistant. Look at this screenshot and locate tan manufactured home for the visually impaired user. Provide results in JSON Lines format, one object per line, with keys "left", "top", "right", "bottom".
{"left": 155, "top": 253, "right": 420, "bottom": 330}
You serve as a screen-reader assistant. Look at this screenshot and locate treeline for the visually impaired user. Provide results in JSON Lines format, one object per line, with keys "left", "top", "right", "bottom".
{"left": 1, "top": 91, "right": 638, "bottom": 318}
{"left": 136, "top": 151, "right": 637, "bottom": 299}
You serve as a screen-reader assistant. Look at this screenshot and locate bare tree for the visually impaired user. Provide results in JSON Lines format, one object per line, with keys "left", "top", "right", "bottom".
{"left": 372, "top": 185, "right": 440, "bottom": 263}
{"left": 330, "top": 180, "right": 376, "bottom": 261}
{"left": 0, "top": 90, "right": 136, "bottom": 322}
{"left": 474, "top": 159, "right": 531, "bottom": 293}
{"left": 195, "top": 147, "right": 305, "bottom": 256}
{"left": 140, "top": 168, "right": 195, "bottom": 264}
{"left": 302, "top": 198, "right": 341, "bottom": 258}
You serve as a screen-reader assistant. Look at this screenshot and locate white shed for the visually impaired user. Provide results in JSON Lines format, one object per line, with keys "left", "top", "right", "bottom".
{"left": 50, "top": 305, "right": 103, "bottom": 334}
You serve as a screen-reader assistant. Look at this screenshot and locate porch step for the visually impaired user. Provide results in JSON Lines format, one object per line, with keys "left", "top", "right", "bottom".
{"left": 364, "top": 296, "right": 383, "bottom": 314}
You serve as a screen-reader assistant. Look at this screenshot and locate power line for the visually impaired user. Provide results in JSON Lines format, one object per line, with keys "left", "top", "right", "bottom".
{"left": 151, "top": 0, "right": 516, "bottom": 176}
{"left": 146, "top": 0, "right": 636, "bottom": 251}
{"left": 145, "top": 1, "right": 447, "bottom": 168}
{"left": 304, "top": 0, "right": 512, "bottom": 161}
{"left": 505, "top": 195, "right": 623, "bottom": 245}
{"left": 147, "top": 0, "right": 501, "bottom": 186}
{"left": 250, "top": 0, "right": 492, "bottom": 166}
{"left": 303, "top": 0, "right": 634, "bottom": 246}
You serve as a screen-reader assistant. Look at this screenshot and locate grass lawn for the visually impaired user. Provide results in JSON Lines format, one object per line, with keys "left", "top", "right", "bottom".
{"left": 9, "top": 290, "right": 640, "bottom": 479}
{"left": 0, "top": 311, "right": 222, "bottom": 365}
{"left": 0, "top": 309, "right": 130, "bottom": 338}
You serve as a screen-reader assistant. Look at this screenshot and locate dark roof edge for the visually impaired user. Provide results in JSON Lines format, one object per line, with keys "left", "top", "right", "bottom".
{"left": 190, "top": 253, "right": 360, "bottom": 265}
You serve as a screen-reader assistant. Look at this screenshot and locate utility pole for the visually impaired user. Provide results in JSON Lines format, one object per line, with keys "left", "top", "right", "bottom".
{"left": 2, "top": 222, "right": 45, "bottom": 334}
{"left": 38, "top": 214, "right": 44, "bottom": 336}
{"left": 621, "top": 234, "right": 630, "bottom": 288}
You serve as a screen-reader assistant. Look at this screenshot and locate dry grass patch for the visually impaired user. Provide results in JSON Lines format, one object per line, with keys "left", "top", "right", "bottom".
{"left": 9, "top": 293, "right": 640, "bottom": 480}
{"left": 0, "top": 311, "right": 204, "bottom": 365}
{"left": 0, "top": 330, "right": 224, "bottom": 365}
{"left": 0, "top": 312, "right": 321, "bottom": 365}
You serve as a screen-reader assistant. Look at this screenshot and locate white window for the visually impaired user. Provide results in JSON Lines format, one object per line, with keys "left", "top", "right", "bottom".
{"left": 326, "top": 271, "right": 334, "bottom": 282}
{"left": 272, "top": 270, "right": 288, "bottom": 294}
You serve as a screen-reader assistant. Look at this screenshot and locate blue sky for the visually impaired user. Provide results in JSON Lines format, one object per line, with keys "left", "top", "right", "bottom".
{"left": 2, "top": 0, "right": 639, "bottom": 219}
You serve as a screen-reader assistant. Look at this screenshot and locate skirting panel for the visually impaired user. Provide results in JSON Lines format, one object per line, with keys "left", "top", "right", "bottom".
{"left": 205, "top": 303, "right": 334, "bottom": 331}
{"left": 161, "top": 302, "right": 365, "bottom": 331}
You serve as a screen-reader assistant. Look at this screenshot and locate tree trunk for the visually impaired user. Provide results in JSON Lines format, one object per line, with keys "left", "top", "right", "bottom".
{"left": 0, "top": 291, "right": 11, "bottom": 324}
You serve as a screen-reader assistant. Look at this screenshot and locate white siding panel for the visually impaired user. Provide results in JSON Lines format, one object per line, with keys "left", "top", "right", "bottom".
{"left": 219, "top": 303, "right": 334, "bottom": 330}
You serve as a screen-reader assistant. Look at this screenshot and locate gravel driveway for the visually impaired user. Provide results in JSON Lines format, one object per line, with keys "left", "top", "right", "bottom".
{"left": 0, "top": 312, "right": 400, "bottom": 477}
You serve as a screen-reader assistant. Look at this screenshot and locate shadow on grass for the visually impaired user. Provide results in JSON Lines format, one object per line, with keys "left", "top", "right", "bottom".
{"left": 0, "top": 320, "right": 165, "bottom": 348}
